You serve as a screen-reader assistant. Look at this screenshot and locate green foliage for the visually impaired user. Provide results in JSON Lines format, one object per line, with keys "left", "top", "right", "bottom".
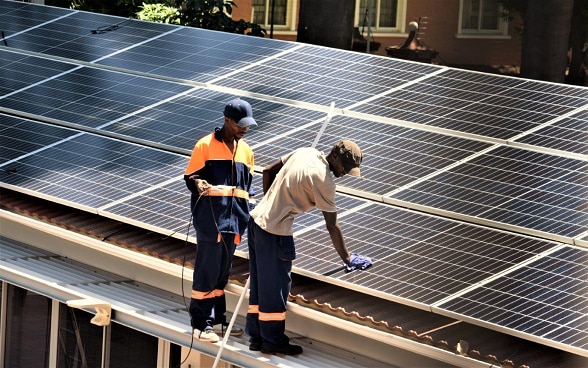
{"left": 137, "top": 3, "right": 181, "bottom": 24}
{"left": 60, "top": 0, "right": 265, "bottom": 36}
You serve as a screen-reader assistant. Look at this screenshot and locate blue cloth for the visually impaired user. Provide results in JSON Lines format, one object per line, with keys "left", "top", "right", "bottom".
{"left": 345, "top": 253, "right": 372, "bottom": 272}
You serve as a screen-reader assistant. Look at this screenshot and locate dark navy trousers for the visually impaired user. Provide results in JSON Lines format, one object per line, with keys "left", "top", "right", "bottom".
{"left": 246, "top": 220, "right": 294, "bottom": 349}
{"left": 190, "top": 233, "right": 236, "bottom": 331}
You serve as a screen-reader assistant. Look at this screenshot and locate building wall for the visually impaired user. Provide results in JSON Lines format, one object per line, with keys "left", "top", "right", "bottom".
{"left": 232, "top": 0, "right": 523, "bottom": 66}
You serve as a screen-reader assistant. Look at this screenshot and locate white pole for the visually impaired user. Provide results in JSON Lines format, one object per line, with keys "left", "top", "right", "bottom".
{"left": 367, "top": 0, "right": 374, "bottom": 53}
{"left": 311, "top": 102, "right": 336, "bottom": 149}
{"left": 212, "top": 277, "right": 250, "bottom": 368}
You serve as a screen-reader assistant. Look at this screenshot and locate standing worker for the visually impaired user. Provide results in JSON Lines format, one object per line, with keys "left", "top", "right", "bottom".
{"left": 246, "top": 139, "right": 373, "bottom": 355}
{"left": 184, "top": 98, "right": 257, "bottom": 343}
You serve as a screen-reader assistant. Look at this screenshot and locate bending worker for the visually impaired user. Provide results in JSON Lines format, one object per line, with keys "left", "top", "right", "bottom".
{"left": 246, "top": 139, "right": 373, "bottom": 355}
{"left": 184, "top": 98, "right": 257, "bottom": 343}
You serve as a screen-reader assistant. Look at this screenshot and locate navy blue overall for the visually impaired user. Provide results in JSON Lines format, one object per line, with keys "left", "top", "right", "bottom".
{"left": 184, "top": 128, "right": 254, "bottom": 331}
{"left": 246, "top": 220, "right": 295, "bottom": 349}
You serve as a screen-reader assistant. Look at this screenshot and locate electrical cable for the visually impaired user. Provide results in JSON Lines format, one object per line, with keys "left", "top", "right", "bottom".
{"left": 90, "top": 18, "right": 132, "bottom": 34}
{"left": 174, "top": 190, "right": 204, "bottom": 368}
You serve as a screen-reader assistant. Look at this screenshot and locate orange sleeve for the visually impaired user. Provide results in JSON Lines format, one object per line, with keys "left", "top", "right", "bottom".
{"left": 184, "top": 139, "right": 208, "bottom": 176}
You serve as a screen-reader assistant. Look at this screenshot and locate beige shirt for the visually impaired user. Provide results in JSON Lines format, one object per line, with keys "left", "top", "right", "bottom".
{"left": 251, "top": 147, "right": 337, "bottom": 236}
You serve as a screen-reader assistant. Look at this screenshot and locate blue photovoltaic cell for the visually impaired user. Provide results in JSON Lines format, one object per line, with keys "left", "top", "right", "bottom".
{"left": 0, "top": 114, "right": 79, "bottom": 163}
{"left": 102, "top": 177, "right": 191, "bottom": 235}
{"left": 0, "top": 49, "right": 78, "bottom": 96}
{"left": 294, "top": 202, "right": 559, "bottom": 305}
{"left": 0, "top": 1, "right": 71, "bottom": 34}
{"left": 0, "top": 65, "right": 193, "bottom": 129}
{"left": 439, "top": 246, "right": 588, "bottom": 354}
{"left": 253, "top": 115, "right": 492, "bottom": 195}
{"left": 0, "top": 131, "right": 186, "bottom": 209}
{"left": 391, "top": 146, "right": 588, "bottom": 239}
{"left": 99, "top": 26, "right": 297, "bottom": 82}
{"left": 2, "top": 8, "right": 174, "bottom": 62}
{"left": 104, "top": 89, "right": 325, "bottom": 152}
{"left": 215, "top": 44, "right": 441, "bottom": 108}
{"left": 514, "top": 109, "right": 588, "bottom": 155}
{"left": 352, "top": 68, "right": 588, "bottom": 140}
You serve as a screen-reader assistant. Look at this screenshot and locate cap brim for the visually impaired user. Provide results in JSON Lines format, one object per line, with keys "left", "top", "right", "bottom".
{"left": 237, "top": 117, "right": 257, "bottom": 127}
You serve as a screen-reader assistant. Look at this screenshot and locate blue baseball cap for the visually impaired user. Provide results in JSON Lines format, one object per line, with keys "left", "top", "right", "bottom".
{"left": 224, "top": 99, "right": 257, "bottom": 127}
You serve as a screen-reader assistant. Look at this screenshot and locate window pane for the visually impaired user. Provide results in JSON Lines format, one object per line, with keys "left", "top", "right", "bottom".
{"left": 462, "top": 0, "right": 477, "bottom": 29}
{"left": 379, "top": 0, "right": 398, "bottom": 27}
{"left": 462, "top": 0, "right": 500, "bottom": 31}
{"left": 254, "top": 0, "right": 288, "bottom": 26}
{"left": 57, "top": 304, "right": 104, "bottom": 368}
{"left": 360, "top": 0, "right": 375, "bottom": 27}
{"left": 4, "top": 285, "right": 51, "bottom": 367}
{"left": 360, "top": 0, "right": 398, "bottom": 28}
{"left": 252, "top": 0, "right": 266, "bottom": 24}
{"left": 480, "top": 0, "right": 499, "bottom": 29}
{"left": 273, "top": 0, "right": 288, "bottom": 25}
{"left": 109, "top": 322, "right": 159, "bottom": 368}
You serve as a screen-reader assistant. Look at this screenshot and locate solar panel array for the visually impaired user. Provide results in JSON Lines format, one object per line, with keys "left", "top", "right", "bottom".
{"left": 1, "top": 0, "right": 586, "bottom": 357}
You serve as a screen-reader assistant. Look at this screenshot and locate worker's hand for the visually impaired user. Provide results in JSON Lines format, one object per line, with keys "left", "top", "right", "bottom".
{"left": 345, "top": 253, "right": 372, "bottom": 272}
{"left": 196, "top": 179, "right": 210, "bottom": 195}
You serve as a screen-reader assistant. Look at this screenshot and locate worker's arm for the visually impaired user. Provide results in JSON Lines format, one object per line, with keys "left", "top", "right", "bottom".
{"left": 322, "top": 211, "right": 351, "bottom": 265}
{"left": 262, "top": 159, "right": 284, "bottom": 194}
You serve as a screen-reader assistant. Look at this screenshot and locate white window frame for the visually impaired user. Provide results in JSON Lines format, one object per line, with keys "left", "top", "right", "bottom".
{"left": 251, "top": 0, "right": 297, "bottom": 32}
{"left": 354, "top": 0, "right": 407, "bottom": 34}
{"left": 457, "top": 0, "right": 510, "bottom": 38}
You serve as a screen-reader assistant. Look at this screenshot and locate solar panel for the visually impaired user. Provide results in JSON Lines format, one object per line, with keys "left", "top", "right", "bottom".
{"left": 0, "top": 0, "right": 71, "bottom": 34}
{"left": 293, "top": 201, "right": 560, "bottom": 307}
{"left": 98, "top": 26, "right": 297, "bottom": 82}
{"left": 0, "top": 114, "right": 79, "bottom": 163}
{"left": 215, "top": 44, "right": 442, "bottom": 108}
{"left": 0, "top": 63, "right": 193, "bottom": 129}
{"left": 1, "top": 130, "right": 186, "bottom": 211}
{"left": 514, "top": 109, "right": 588, "bottom": 156}
{"left": 253, "top": 115, "right": 493, "bottom": 194}
{"left": 0, "top": 49, "right": 78, "bottom": 96}
{"left": 390, "top": 145, "right": 588, "bottom": 241}
{"left": 1, "top": 6, "right": 175, "bottom": 62}
{"left": 104, "top": 89, "right": 326, "bottom": 153}
{"left": 437, "top": 245, "right": 588, "bottom": 356}
{"left": 351, "top": 68, "right": 588, "bottom": 141}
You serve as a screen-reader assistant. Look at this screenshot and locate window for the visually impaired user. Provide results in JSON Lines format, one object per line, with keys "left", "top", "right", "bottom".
{"left": 459, "top": 0, "right": 508, "bottom": 36}
{"left": 57, "top": 305, "right": 104, "bottom": 367}
{"left": 4, "top": 286, "right": 51, "bottom": 367}
{"left": 252, "top": 0, "right": 292, "bottom": 29}
{"left": 356, "top": 0, "right": 404, "bottom": 32}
